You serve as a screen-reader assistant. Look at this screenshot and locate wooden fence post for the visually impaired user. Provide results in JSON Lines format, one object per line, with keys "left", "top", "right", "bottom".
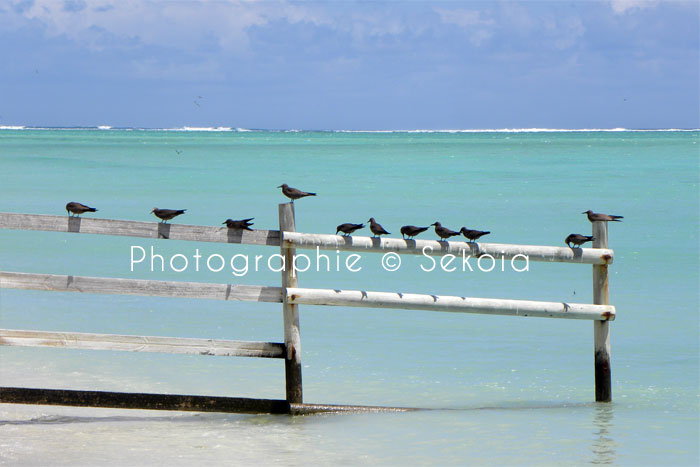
{"left": 592, "top": 221, "right": 612, "bottom": 402}
{"left": 279, "top": 203, "right": 303, "bottom": 404}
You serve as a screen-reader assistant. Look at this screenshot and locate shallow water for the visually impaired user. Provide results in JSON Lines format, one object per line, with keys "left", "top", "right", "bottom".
{"left": 0, "top": 129, "right": 698, "bottom": 465}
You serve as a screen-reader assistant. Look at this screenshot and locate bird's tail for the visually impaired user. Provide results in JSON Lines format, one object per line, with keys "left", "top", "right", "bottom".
{"left": 611, "top": 215, "right": 623, "bottom": 221}
{"left": 88, "top": 207, "right": 97, "bottom": 212}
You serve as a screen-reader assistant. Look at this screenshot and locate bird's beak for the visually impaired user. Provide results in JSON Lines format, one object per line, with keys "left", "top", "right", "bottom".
{"left": 277, "top": 185, "right": 282, "bottom": 188}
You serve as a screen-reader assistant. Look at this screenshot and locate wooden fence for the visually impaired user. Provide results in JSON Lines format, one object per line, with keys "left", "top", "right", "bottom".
{"left": 0, "top": 205, "right": 615, "bottom": 414}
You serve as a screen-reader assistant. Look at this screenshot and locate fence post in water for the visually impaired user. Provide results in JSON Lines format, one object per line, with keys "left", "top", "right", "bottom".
{"left": 279, "top": 203, "right": 303, "bottom": 404}
{"left": 592, "top": 221, "right": 612, "bottom": 402}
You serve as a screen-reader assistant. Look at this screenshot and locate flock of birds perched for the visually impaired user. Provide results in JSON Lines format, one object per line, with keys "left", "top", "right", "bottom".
{"left": 65, "top": 184, "right": 623, "bottom": 249}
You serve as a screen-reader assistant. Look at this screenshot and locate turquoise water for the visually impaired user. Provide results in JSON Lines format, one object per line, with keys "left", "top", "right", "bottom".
{"left": 0, "top": 129, "right": 698, "bottom": 465}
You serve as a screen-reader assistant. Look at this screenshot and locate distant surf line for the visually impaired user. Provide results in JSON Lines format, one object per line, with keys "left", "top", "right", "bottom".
{"left": 1, "top": 125, "right": 698, "bottom": 133}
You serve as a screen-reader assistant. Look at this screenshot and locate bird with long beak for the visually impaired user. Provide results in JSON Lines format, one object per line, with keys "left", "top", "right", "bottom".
{"left": 278, "top": 184, "right": 316, "bottom": 202}
{"left": 565, "top": 233, "right": 595, "bottom": 248}
{"left": 65, "top": 202, "right": 97, "bottom": 217}
{"left": 151, "top": 208, "right": 186, "bottom": 223}
{"left": 582, "top": 210, "right": 623, "bottom": 222}
{"left": 368, "top": 217, "right": 390, "bottom": 237}
{"left": 431, "top": 222, "right": 460, "bottom": 241}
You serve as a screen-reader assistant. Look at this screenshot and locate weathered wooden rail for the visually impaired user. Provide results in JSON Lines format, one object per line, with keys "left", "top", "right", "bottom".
{"left": 0, "top": 207, "right": 616, "bottom": 414}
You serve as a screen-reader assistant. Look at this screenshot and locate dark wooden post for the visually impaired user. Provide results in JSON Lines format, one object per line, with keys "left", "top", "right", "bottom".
{"left": 592, "top": 221, "right": 612, "bottom": 402}
{"left": 279, "top": 203, "right": 303, "bottom": 404}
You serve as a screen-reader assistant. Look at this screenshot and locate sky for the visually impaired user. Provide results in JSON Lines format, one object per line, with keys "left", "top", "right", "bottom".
{"left": 1, "top": 0, "right": 698, "bottom": 130}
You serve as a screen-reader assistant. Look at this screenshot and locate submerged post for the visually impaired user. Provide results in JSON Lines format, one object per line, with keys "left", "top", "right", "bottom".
{"left": 279, "top": 203, "right": 303, "bottom": 404}
{"left": 592, "top": 221, "right": 612, "bottom": 402}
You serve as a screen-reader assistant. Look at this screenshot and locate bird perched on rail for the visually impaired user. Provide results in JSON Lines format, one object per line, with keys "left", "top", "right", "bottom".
{"left": 400, "top": 225, "right": 429, "bottom": 240}
{"left": 431, "top": 222, "right": 460, "bottom": 241}
{"left": 368, "top": 218, "right": 390, "bottom": 237}
{"left": 151, "top": 208, "right": 186, "bottom": 223}
{"left": 565, "top": 234, "right": 595, "bottom": 248}
{"left": 223, "top": 218, "right": 254, "bottom": 231}
{"left": 65, "top": 202, "right": 97, "bottom": 217}
{"left": 582, "top": 210, "right": 623, "bottom": 222}
{"left": 278, "top": 183, "right": 316, "bottom": 202}
{"left": 336, "top": 223, "right": 365, "bottom": 236}
{"left": 460, "top": 227, "right": 490, "bottom": 243}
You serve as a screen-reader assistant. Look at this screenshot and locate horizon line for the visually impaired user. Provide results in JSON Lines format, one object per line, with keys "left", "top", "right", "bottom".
{"left": 1, "top": 125, "right": 698, "bottom": 133}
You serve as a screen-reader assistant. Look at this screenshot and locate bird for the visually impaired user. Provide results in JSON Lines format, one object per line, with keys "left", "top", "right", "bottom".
{"left": 460, "top": 227, "right": 490, "bottom": 242}
{"left": 65, "top": 202, "right": 97, "bottom": 217}
{"left": 368, "top": 218, "right": 390, "bottom": 237}
{"left": 336, "top": 223, "right": 365, "bottom": 236}
{"left": 582, "top": 210, "right": 623, "bottom": 222}
{"left": 565, "top": 233, "right": 595, "bottom": 248}
{"left": 278, "top": 184, "right": 316, "bottom": 202}
{"left": 400, "top": 225, "right": 429, "bottom": 239}
{"left": 151, "top": 208, "right": 186, "bottom": 223}
{"left": 431, "top": 222, "right": 460, "bottom": 241}
{"left": 223, "top": 218, "right": 254, "bottom": 230}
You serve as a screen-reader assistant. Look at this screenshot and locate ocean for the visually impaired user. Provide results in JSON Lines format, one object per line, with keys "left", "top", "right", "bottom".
{"left": 0, "top": 128, "right": 698, "bottom": 465}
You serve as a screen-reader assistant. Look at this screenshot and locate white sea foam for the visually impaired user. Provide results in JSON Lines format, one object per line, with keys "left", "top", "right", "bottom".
{"left": 0, "top": 126, "right": 697, "bottom": 133}
{"left": 175, "top": 126, "right": 234, "bottom": 132}
{"left": 335, "top": 128, "right": 699, "bottom": 133}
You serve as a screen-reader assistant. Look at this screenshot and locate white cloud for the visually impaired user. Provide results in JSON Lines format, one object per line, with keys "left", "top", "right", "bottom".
{"left": 435, "top": 8, "right": 493, "bottom": 28}
{"left": 609, "top": 0, "right": 660, "bottom": 14}
{"left": 553, "top": 17, "right": 586, "bottom": 50}
{"left": 434, "top": 7, "right": 495, "bottom": 45}
{"left": 8, "top": 0, "right": 330, "bottom": 54}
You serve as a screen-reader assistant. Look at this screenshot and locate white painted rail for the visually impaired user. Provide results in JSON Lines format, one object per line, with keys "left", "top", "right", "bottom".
{"left": 0, "top": 207, "right": 619, "bottom": 409}
{"left": 0, "top": 271, "right": 283, "bottom": 303}
{"left": 282, "top": 231, "right": 613, "bottom": 265}
{"left": 287, "top": 288, "right": 615, "bottom": 321}
{"left": 0, "top": 272, "right": 614, "bottom": 321}
{"left": 0, "top": 212, "right": 280, "bottom": 246}
{"left": 0, "top": 329, "right": 285, "bottom": 358}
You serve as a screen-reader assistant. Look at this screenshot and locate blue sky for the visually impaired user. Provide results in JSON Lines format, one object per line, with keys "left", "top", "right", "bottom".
{"left": 1, "top": 0, "right": 698, "bottom": 129}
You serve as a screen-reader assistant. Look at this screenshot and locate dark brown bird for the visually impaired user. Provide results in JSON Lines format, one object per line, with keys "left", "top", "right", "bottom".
{"left": 336, "top": 223, "right": 365, "bottom": 236}
{"left": 582, "top": 210, "right": 623, "bottom": 222}
{"left": 368, "top": 217, "right": 390, "bottom": 237}
{"left": 223, "top": 218, "right": 254, "bottom": 230}
{"left": 431, "top": 222, "right": 460, "bottom": 241}
{"left": 65, "top": 202, "right": 97, "bottom": 217}
{"left": 565, "top": 233, "right": 595, "bottom": 248}
{"left": 151, "top": 208, "right": 186, "bottom": 223}
{"left": 278, "top": 183, "right": 316, "bottom": 202}
{"left": 460, "top": 227, "right": 490, "bottom": 242}
{"left": 400, "top": 225, "right": 429, "bottom": 239}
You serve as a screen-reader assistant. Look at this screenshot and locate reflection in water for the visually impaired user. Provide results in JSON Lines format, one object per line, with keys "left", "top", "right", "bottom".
{"left": 591, "top": 403, "right": 617, "bottom": 464}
